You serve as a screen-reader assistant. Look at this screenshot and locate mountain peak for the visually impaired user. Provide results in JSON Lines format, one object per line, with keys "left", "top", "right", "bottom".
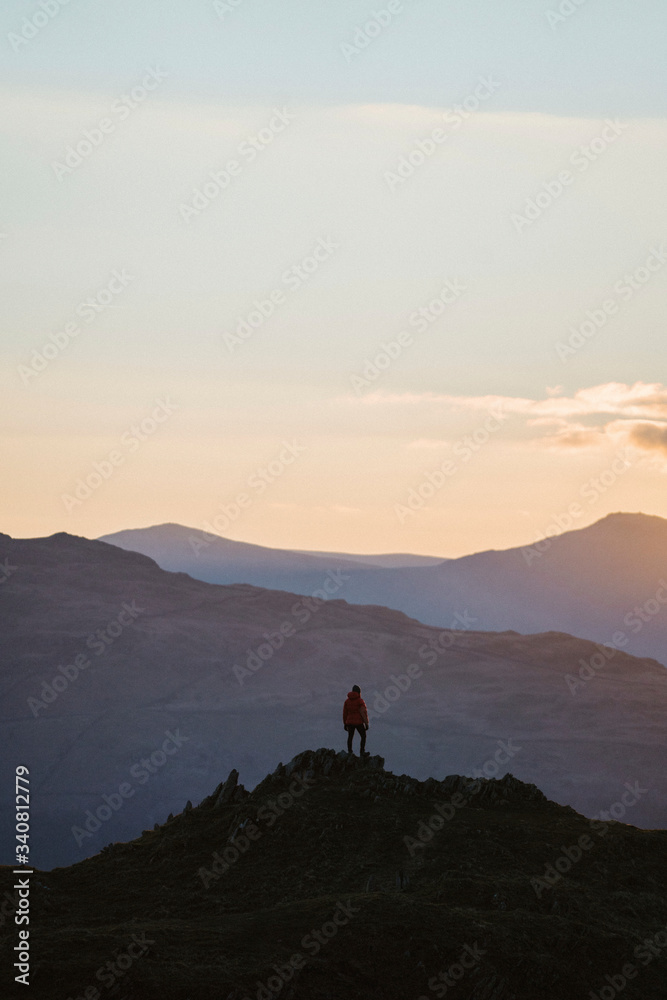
{"left": 592, "top": 510, "right": 666, "bottom": 528}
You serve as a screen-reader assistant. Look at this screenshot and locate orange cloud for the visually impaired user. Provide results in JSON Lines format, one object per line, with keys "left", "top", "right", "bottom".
{"left": 349, "top": 382, "right": 667, "bottom": 455}
{"left": 353, "top": 381, "right": 667, "bottom": 421}
{"left": 627, "top": 422, "right": 667, "bottom": 455}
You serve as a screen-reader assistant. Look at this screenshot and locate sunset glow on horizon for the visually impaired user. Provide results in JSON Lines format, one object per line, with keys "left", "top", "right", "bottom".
{"left": 2, "top": 1, "right": 666, "bottom": 557}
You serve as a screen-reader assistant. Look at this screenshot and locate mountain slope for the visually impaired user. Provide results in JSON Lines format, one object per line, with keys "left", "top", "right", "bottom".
{"left": 1, "top": 530, "right": 666, "bottom": 870}
{"left": 3, "top": 749, "right": 666, "bottom": 1000}
{"left": 336, "top": 512, "right": 667, "bottom": 662}
{"left": 100, "top": 513, "right": 667, "bottom": 663}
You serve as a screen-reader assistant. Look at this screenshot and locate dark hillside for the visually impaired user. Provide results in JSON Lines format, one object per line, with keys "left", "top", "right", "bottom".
{"left": 3, "top": 749, "right": 666, "bottom": 1000}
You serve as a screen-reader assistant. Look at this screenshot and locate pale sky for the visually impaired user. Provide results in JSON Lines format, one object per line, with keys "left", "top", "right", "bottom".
{"left": 2, "top": 0, "right": 667, "bottom": 556}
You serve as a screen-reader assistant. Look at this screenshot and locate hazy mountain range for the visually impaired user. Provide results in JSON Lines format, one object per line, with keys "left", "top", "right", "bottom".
{"left": 1, "top": 529, "right": 666, "bottom": 868}
{"left": 101, "top": 512, "right": 667, "bottom": 664}
{"left": 99, "top": 522, "right": 444, "bottom": 584}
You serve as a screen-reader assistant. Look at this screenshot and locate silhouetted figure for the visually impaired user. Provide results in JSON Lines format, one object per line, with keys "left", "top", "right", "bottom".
{"left": 343, "top": 684, "right": 369, "bottom": 756}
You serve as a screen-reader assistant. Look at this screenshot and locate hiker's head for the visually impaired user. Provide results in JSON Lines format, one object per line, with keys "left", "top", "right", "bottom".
{"left": 352, "top": 685, "right": 361, "bottom": 694}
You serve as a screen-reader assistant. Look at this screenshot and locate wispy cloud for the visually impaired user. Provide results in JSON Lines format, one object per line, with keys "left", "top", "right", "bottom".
{"left": 354, "top": 382, "right": 667, "bottom": 418}
{"left": 347, "top": 383, "right": 667, "bottom": 458}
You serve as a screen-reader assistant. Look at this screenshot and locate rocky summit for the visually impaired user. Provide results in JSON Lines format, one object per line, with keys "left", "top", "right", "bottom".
{"left": 2, "top": 748, "right": 667, "bottom": 999}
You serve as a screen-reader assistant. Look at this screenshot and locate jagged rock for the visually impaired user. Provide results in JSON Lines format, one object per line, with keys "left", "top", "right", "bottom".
{"left": 194, "top": 752, "right": 565, "bottom": 826}
{"left": 475, "top": 773, "right": 549, "bottom": 808}
{"left": 197, "top": 780, "right": 225, "bottom": 810}
{"left": 470, "top": 975, "right": 514, "bottom": 1000}
{"left": 283, "top": 757, "right": 299, "bottom": 777}
{"left": 213, "top": 769, "right": 240, "bottom": 807}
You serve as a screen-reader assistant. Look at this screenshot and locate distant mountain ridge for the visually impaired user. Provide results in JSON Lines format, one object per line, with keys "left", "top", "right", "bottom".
{"left": 98, "top": 522, "right": 446, "bottom": 581}
{"left": 100, "top": 512, "right": 667, "bottom": 664}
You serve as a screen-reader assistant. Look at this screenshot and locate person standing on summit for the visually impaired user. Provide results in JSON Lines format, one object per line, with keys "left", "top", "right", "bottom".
{"left": 343, "top": 685, "right": 369, "bottom": 756}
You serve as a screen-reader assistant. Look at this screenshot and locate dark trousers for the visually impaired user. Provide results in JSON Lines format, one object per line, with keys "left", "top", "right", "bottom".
{"left": 346, "top": 724, "right": 366, "bottom": 754}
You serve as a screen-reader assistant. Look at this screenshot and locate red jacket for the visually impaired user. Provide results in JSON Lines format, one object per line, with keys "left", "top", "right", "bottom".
{"left": 343, "top": 690, "right": 368, "bottom": 726}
